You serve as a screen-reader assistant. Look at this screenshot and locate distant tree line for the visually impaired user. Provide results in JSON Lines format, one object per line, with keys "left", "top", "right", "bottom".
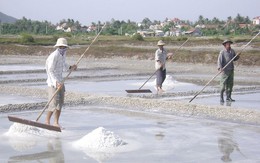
{"left": 0, "top": 14, "right": 259, "bottom": 36}
{"left": 0, "top": 17, "right": 56, "bottom": 35}
{"left": 195, "top": 14, "right": 259, "bottom": 36}
{"left": 91, "top": 19, "right": 138, "bottom": 35}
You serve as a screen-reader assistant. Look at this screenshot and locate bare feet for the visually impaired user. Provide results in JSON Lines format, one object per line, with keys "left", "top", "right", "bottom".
{"left": 157, "top": 87, "right": 165, "bottom": 94}
{"left": 53, "top": 123, "right": 61, "bottom": 128}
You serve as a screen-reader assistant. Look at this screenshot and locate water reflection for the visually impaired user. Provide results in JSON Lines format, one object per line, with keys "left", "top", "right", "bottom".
{"left": 220, "top": 101, "right": 232, "bottom": 107}
{"left": 155, "top": 121, "right": 166, "bottom": 141}
{"left": 218, "top": 127, "right": 246, "bottom": 162}
{"left": 8, "top": 136, "right": 37, "bottom": 152}
{"left": 226, "top": 101, "right": 232, "bottom": 107}
{"left": 155, "top": 132, "right": 165, "bottom": 140}
{"left": 8, "top": 138, "right": 64, "bottom": 163}
{"left": 82, "top": 150, "right": 115, "bottom": 163}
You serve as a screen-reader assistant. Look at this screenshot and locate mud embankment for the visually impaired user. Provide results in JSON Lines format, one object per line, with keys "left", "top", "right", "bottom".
{"left": 1, "top": 43, "right": 260, "bottom": 66}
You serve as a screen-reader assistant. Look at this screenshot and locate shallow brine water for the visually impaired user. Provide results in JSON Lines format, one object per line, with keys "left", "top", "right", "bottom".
{"left": 1, "top": 106, "right": 260, "bottom": 163}
{"left": 0, "top": 94, "right": 45, "bottom": 106}
{"left": 0, "top": 64, "right": 44, "bottom": 72}
{"left": 19, "top": 75, "right": 204, "bottom": 95}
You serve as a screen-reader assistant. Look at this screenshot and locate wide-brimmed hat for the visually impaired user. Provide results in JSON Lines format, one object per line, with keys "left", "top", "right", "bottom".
{"left": 54, "top": 38, "right": 68, "bottom": 47}
{"left": 222, "top": 39, "right": 233, "bottom": 45}
{"left": 157, "top": 40, "right": 165, "bottom": 46}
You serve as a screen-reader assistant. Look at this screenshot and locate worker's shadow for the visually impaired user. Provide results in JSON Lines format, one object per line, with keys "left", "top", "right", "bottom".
{"left": 8, "top": 138, "right": 64, "bottom": 163}
{"left": 218, "top": 126, "right": 246, "bottom": 162}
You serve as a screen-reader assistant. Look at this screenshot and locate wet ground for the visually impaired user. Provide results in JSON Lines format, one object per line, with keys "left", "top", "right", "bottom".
{"left": 1, "top": 106, "right": 260, "bottom": 163}
{"left": 0, "top": 55, "right": 260, "bottom": 162}
{"left": 185, "top": 92, "right": 260, "bottom": 111}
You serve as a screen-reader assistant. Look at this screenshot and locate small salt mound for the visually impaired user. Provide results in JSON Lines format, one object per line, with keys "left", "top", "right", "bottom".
{"left": 73, "top": 127, "right": 126, "bottom": 151}
{"left": 4, "top": 123, "right": 60, "bottom": 151}
{"left": 5, "top": 123, "right": 41, "bottom": 136}
{"left": 162, "top": 75, "right": 176, "bottom": 90}
{"left": 151, "top": 75, "right": 176, "bottom": 91}
{"left": 4, "top": 123, "right": 38, "bottom": 151}
{"left": 5, "top": 123, "right": 60, "bottom": 137}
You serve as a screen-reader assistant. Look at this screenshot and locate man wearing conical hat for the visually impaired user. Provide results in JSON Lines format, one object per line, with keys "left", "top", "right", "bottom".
{"left": 218, "top": 40, "right": 239, "bottom": 103}
{"left": 155, "top": 40, "right": 173, "bottom": 93}
{"left": 45, "top": 38, "right": 77, "bottom": 127}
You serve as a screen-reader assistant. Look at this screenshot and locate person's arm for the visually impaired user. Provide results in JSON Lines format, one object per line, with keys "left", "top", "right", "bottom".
{"left": 155, "top": 50, "right": 159, "bottom": 61}
{"left": 218, "top": 51, "right": 224, "bottom": 71}
{"left": 166, "top": 53, "right": 174, "bottom": 60}
{"left": 63, "top": 56, "right": 77, "bottom": 72}
{"left": 233, "top": 49, "right": 240, "bottom": 61}
{"left": 155, "top": 50, "right": 163, "bottom": 69}
{"left": 47, "top": 54, "right": 60, "bottom": 87}
{"left": 69, "top": 65, "right": 77, "bottom": 71}
{"left": 63, "top": 55, "right": 70, "bottom": 72}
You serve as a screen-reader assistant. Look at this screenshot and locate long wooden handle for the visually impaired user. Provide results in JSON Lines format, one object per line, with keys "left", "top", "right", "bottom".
{"left": 173, "top": 37, "right": 190, "bottom": 54}
{"left": 189, "top": 31, "right": 260, "bottom": 103}
{"left": 36, "top": 24, "right": 106, "bottom": 121}
{"left": 138, "top": 70, "right": 158, "bottom": 90}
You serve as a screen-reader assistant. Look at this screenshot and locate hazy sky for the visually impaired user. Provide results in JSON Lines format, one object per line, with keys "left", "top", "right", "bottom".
{"left": 0, "top": 0, "right": 259, "bottom": 25}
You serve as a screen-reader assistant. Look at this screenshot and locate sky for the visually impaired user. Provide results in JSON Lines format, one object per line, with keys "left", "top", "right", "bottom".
{"left": 0, "top": 0, "right": 259, "bottom": 25}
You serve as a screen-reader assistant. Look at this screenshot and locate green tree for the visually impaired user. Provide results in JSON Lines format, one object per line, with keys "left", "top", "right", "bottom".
{"left": 132, "top": 33, "right": 144, "bottom": 41}
{"left": 198, "top": 15, "right": 205, "bottom": 24}
{"left": 142, "top": 17, "right": 152, "bottom": 29}
{"left": 234, "top": 13, "right": 244, "bottom": 23}
{"left": 20, "top": 33, "right": 34, "bottom": 43}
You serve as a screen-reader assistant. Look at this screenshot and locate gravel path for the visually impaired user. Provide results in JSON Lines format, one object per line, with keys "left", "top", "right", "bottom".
{"left": 1, "top": 84, "right": 260, "bottom": 125}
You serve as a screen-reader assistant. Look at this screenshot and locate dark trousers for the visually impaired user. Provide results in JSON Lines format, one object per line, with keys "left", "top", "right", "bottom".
{"left": 220, "top": 70, "right": 234, "bottom": 93}
{"left": 156, "top": 68, "right": 166, "bottom": 88}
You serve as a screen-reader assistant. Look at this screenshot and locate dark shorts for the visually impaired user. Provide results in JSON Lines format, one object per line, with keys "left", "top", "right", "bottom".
{"left": 156, "top": 68, "right": 166, "bottom": 87}
{"left": 47, "top": 86, "right": 65, "bottom": 112}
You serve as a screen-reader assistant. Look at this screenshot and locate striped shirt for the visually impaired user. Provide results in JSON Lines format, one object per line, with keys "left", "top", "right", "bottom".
{"left": 46, "top": 49, "right": 70, "bottom": 88}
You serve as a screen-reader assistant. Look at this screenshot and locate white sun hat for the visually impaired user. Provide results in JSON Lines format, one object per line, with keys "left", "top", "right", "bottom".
{"left": 54, "top": 38, "right": 68, "bottom": 47}
{"left": 157, "top": 40, "right": 165, "bottom": 46}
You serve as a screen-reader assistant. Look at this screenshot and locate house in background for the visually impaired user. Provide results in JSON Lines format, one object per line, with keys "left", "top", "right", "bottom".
{"left": 253, "top": 16, "right": 260, "bottom": 25}
{"left": 184, "top": 28, "right": 202, "bottom": 36}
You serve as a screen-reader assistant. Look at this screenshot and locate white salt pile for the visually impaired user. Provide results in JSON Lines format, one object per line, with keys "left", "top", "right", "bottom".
{"left": 73, "top": 127, "right": 126, "bottom": 151}
{"left": 5, "top": 123, "right": 41, "bottom": 136}
{"left": 5, "top": 122, "right": 60, "bottom": 137}
{"left": 161, "top": 75, "right": 176, "bottom": 90}
{"left": 151, "top": 75, "right": 176, "bottom": 91}
{"left": 4, "top": 123, "right": 38, "bottom": 151}
{"left": 4, "top": 123, "right": 60, "bottom": 151}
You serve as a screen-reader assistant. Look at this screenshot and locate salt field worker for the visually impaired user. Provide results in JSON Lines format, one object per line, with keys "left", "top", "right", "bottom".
{"left": 155, "top": 40, "right": 173, "bottom": 93}
{"left": 218, "top": 40, "right": 239, "bottom": 103}
{"left": 45, "top": 38, "right": 77, "bottom": 127}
